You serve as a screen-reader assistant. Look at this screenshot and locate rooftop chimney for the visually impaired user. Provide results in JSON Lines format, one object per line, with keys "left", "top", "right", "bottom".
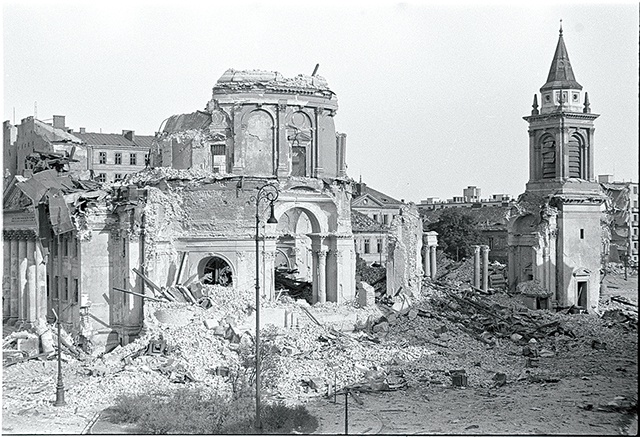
{"left": 122, "top": 130, "right": 135, "bottom": 142}
{"left": 52, "top": 115, "right": 66, "bottom": 130}
{"left": 79, "top": 127, "right": 86, "bottom": 134}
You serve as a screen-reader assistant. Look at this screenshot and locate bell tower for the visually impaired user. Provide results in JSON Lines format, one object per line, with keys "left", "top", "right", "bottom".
{"left": 510, "top": 23, "right": 605, "bottom": 313}
{"left": 524, "top": 22, "right": 599, "bottom": 193}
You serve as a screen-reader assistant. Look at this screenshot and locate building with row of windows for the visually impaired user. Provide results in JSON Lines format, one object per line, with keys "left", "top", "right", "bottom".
{"left": 3, "top": 115, "right": 153, "bottom": 185}
{"left": 350, "top": 181, "right": 405, "bottom": 265}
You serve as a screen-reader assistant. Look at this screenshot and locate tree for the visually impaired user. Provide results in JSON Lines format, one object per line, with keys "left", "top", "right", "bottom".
{"left": 427, "top": 209, "right": 483, "bottom": 261}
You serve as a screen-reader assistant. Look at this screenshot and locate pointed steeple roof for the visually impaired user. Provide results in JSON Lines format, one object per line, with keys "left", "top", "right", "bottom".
{"left": 541, "top": 23, "right": 582, "bottom": 91}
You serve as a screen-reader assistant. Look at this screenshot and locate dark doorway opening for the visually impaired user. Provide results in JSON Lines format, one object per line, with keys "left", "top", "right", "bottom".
{"left": 202, "top": 256, "right": 233, "bottom": 286}
{"left": 577, "top": 281, "right": 587, "bottom": 308}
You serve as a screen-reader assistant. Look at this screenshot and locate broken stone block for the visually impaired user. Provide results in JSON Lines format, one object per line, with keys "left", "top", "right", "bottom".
{"left": 307, "top": 377, "right": 325, "bottom": 391}
{"left": 392, "top": 296, "right": 412, "bottom": 312}
{"left": 203, "top": 319, "right": 218, "bottom": 330}
{"left": 591, "top": 339, "right": 607, "bottom": 350}
{"left": 510, "top": 333, "right": 523, "bottom": 342}
{"left": 539, "top": 348, "right": 555, "bottom": 358}
{"left": 434, "top": 325, "right": 448, "bottom": 334}
{"left": 356, "top": 281, "right": 376, "bottom": 307}
{"left": 372, "top": 321, "right": 389, "bottom": 333}
{"left": 16, "top": 337, "right": 40, "bottom": 357}
{"left": 492, "top": 372, "right": 507, "bottom": 387}
{"left": 408, "top": 309, "right": 418, "bottom": 320}
{"left": 213, "top": 325, "right": 226, "bottom": 337}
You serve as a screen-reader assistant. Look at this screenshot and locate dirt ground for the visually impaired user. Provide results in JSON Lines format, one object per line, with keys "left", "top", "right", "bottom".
{"left": 3, "top": 274, "right": 637, "bottom": 435}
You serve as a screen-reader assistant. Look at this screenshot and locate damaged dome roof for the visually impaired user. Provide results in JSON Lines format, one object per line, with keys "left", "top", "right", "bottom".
{"left": 213, "top": 68, "right": 333, "bottom": 95}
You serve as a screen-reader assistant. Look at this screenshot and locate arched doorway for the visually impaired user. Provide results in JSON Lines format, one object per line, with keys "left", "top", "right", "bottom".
{"left": 201, "top": 256, "right": 233, "bottom": 286}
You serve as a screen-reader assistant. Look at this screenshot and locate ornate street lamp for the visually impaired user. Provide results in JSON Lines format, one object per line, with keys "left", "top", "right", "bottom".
{"left": 253, "top": 182, "right": 279, "bottom": 431}
{"left": 53, "top": 290, "right": 66, "bottom": 406}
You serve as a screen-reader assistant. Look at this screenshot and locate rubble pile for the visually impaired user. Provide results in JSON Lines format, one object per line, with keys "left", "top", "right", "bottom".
{"left": 437, "top": 257, "right": 474, "bottom": 283}
{"left": 3, "top": 277, "right": 637, "bottom": 420}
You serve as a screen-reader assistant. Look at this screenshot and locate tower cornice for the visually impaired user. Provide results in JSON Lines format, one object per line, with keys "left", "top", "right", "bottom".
{"left": 523, "top": 112, "right": 600, "bottom": 123}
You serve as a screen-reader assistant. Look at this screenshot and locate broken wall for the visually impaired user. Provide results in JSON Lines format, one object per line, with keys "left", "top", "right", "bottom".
{"left": 386, "top": 203, "right": 423, "bottom": 299}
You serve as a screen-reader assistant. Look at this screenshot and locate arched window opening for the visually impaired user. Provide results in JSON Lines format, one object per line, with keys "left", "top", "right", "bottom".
{"left": 202, "top": 256, "right": 233, "bottom": 286}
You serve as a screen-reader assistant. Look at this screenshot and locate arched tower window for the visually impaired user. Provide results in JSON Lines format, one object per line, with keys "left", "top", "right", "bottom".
{"left": 540, "top": 135, "right": 556, "bottom": 179}
{"left": 567, "top": 133, "right": 584, "bottom": 179}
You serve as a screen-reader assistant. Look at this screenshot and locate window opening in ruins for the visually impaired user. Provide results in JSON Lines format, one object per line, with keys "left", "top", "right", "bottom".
{"left": 580, "top": 229, "right": 584, "bottom": 239}
{"left": 53, "top": 276, "right": 59, "bottom": 298}
{"left": 364, "top": 239, "right": 370, "bottom": 254}
{"left": 201, "top": 256, "right": 233, "bottom": 286}
{"left": 577, "top": 281, "right": 587, "bottom": 308}
{"left": 115, "top": 152, "right": 122, "bottom": 165}
{"left": 291, "top": 145, "right": 307, "bottom": 177}
{"left": 377, "top": 239, "right": 383, "bottom": 253}
{"left": 211, "top": 143, "right": 226, "bottom": 173}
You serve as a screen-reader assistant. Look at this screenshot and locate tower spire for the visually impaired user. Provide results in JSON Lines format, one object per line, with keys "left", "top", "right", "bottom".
{"left": 541, "top": 22, "right": 582, "bottom": 91}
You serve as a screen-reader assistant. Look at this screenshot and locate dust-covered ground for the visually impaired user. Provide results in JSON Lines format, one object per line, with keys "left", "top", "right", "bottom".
{"left": 3, "top": 272, "right": 637, "bottom": 435}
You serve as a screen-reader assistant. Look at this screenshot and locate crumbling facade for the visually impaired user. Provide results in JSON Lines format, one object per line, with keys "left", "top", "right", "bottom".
{"left": 508, "top": 27, "right": 604, "bottom": 311}
{"left": 146, "top": 69, "right": 355, "bottom": 305}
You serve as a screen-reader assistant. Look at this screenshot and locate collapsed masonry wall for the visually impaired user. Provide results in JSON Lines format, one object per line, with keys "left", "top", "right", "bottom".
{"left": 122, "top": 170, "right": 356, "bottom": 307}
{"left": 386, "top": 203, "right": 423, "bottom": 300}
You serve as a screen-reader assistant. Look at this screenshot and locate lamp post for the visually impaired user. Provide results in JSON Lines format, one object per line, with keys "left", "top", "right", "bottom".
{"left": 254, "top": 182, "right": 279, "bottom": 431}
{"left": 54, "top": 291, "right": 66, "bottom": 406}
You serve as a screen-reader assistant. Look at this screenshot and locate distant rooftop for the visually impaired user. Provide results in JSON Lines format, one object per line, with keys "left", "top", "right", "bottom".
{"left": 72, "top": 132, "right": 154, "bottom": 148}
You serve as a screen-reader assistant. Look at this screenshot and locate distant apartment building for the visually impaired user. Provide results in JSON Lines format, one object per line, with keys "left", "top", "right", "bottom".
{"left": 351, "top": 181, "right": 404, "bottom": 265}
{"left": 4, "top": 115, "right": 153, "bottom": 183}
{"left": 418, "top": 186, "right": 514, "bottom": 211}
{"left": 351, "top": 181, "right": 404, "bottom": 226}
{"left": 599, "top": 174, "right": 639, "bottom": 265}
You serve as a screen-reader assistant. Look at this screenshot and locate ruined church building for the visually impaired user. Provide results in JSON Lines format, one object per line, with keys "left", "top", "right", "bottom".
{"left": 508, "top": 26, "right": 603, "bottom": 312}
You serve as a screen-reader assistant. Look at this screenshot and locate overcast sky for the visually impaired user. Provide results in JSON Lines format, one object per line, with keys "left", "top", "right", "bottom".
{"left": 3, "top": 1, "right": 638, "bottom": 202}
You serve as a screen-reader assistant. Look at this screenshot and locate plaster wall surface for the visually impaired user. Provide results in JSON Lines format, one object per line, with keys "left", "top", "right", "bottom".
{"left": 556, "top": 202, "right": 602, "bottom": 309}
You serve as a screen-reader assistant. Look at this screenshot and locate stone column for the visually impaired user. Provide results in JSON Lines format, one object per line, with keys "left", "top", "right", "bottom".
{"left": 481, "top": 245, "right": 490, "bottom": 292}
{"left": 17, "top": 237, "right": 27, "bottom": 326}
{"left": 429, "top": 245, "right": 437, "bottom": 279}
{"left": 9, "top": 238, "right": 19, "bottom": 324}
{"left": 507, "top": 245, "right": 516, "bottom": 291}
{"left": 231, "top": 104, "right": 244, "bottom": 174}
{"left": 3, "top": 238, "right": 11, "bottom": 321}
{"left": 26, "top": 238, "right": 37, "bottom": 326}
{"left": 317, "top": 250, "right": 327, "bottom": 304}
{"left": 473, "top": 245, "right": 481, "bottom": 289}
{"left": 35, "top": 241, "right": 47, "bottom": 320}
{"left": 276, "top": 102, "right": 289, "bottom": 178}
{"left": 313, "top": 107, "right": 324, "bottom": 177}
{"left": 422, "top": 245, "right": 430, "bottom": 279}
{"left": 336, "top": 133, "right": 347, "bottom": 178}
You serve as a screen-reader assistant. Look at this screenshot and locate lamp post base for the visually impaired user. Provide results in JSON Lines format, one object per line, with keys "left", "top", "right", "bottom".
{"left": 54, "top": 383, "right": 66, "bottom": 406}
